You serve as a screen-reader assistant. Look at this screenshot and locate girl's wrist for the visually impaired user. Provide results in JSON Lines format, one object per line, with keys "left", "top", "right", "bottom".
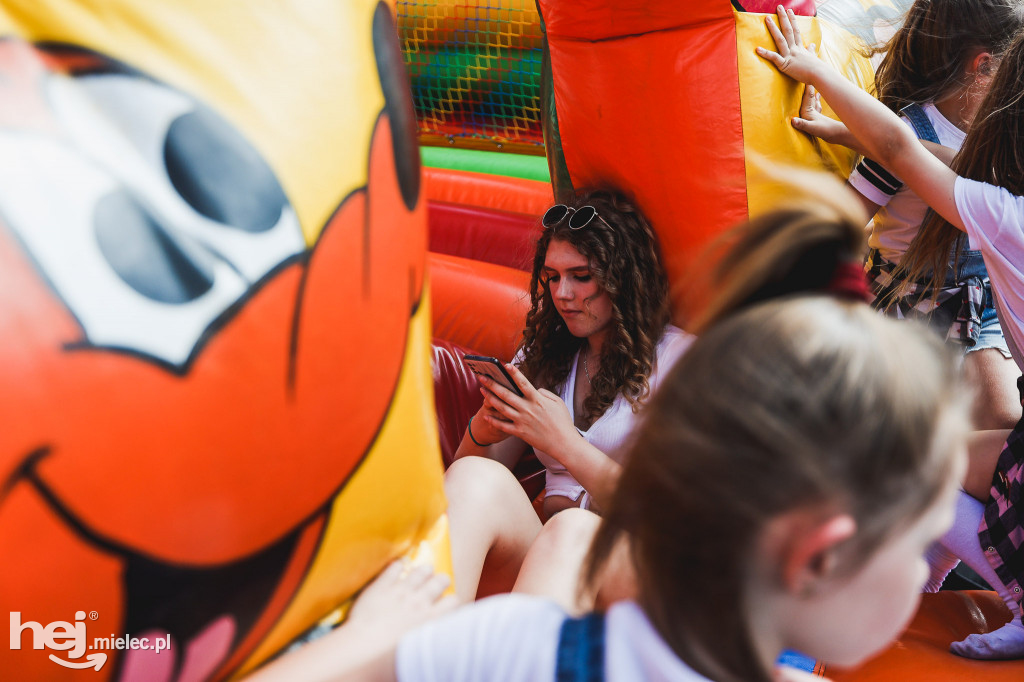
{"left": 467, "top": 415, "right": 494, "bottom": 447}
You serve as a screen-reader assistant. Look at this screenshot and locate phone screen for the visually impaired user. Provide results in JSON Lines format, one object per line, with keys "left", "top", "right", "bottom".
{"left": 462, "top": 355, "right": 524, "bottom": 397}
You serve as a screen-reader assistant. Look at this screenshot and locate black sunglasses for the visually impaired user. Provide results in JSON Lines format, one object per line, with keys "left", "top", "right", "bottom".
{"left": 541, "top": 204, "right": 609, "bottom": 230}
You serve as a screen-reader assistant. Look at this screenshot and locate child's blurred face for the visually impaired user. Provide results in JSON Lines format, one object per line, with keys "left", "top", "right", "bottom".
{"left": 791, "top": 449, "right": 964, "bottom": 668}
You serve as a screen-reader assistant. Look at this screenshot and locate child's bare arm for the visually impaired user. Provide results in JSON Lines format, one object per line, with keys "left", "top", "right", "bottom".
{"left": 757, "top": 6, "right": 964, "bottom": 231}
{"left": 795, "top": 94, "right": 957, "bottom": 168}
{"left": 247, "top": 561, "right": 456, "bottom": 682}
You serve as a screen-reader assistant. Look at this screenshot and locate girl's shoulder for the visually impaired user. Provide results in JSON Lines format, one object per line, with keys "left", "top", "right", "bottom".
{"left": 915, "top": 102, "right": 966, "bottom": 148}
{"left": 956, "top": 177, "right": 1024, "bottom": 227}
{"left": 656, "top": 324, "right": 695, "bottom": 365}
{"left": 604, "top": 601, "right": 714, "bottom": 681}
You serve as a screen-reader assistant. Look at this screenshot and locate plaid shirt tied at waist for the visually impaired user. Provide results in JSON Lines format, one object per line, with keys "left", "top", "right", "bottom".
{"left": 867, "top": 250, "right": 988, "bottom": 348}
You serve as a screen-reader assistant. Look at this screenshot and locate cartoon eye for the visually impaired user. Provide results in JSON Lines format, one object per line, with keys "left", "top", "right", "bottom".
{"left": 164, "top": 108, "right": 290, "bottom": 234}
{"left": 0, "top": 62, "right": 304, "bottom": 367}
{"left": 94, "top": 189, "right": 216, "bottom": 304}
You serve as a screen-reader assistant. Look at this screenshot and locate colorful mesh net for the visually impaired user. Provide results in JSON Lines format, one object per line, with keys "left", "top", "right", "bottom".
{"left": 397, "top": 0, "right": 544, "bottom": 153}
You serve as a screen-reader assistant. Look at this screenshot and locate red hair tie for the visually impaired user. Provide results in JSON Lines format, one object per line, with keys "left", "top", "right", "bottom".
{"left": 827, "top": 261, "right": 871, "bottom": 302}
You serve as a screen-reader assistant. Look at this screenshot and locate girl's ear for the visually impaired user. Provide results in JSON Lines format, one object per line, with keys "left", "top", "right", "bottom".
{"left": 970, "top": 51, "right": 995, "bottom": 78}
{"left": 780, "top": 513, "right": 857, "bottom": 595}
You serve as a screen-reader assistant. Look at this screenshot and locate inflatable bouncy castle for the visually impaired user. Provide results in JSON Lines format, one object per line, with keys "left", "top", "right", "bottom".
{"left": 1, "top": 0, "right": 1022, "bottom": 680}
{"left": 0, "top": 1, "right": 449, "bottom": 679}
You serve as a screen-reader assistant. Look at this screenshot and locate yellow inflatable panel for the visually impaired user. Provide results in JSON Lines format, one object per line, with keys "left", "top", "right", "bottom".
{"left": 0, "top": 1, "right": 448, "bottom": 679}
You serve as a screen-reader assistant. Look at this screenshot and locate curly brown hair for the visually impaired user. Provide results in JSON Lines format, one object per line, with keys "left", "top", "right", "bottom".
{"left": 516, "top": 189, "right": 671, "bottom": 421}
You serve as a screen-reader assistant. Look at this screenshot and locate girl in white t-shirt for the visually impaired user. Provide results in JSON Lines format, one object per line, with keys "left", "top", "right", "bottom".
{"left": 759, "top": 7, "right": 1024, "bottom": 658}
{"left": 801, "top": 0, "right": 1024, "bottom": 431}
{"left": 249, "top": 191, "right": 969, "bottom": 682}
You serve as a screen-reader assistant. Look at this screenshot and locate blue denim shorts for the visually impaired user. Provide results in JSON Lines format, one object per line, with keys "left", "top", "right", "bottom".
{"left": 971, "top": 301, "right": 1012, "bottom": 358}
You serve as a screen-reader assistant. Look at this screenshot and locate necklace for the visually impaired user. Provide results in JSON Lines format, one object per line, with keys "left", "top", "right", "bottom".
{"left": 583, "top": 350, "right": 593, "bottom": 384}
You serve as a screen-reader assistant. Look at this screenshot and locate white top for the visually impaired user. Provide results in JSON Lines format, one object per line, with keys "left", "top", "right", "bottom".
{"left": 396, "top": 594, "right": 714, "bottom": 682}
{"left": 955, "top": 176, "right": 1024, "bottom": 371}
{"left": 525, "top": 324, "right": 693, "bottom": 499}
{"left": 848, "top": 103, "right": 971, "bottom": 263}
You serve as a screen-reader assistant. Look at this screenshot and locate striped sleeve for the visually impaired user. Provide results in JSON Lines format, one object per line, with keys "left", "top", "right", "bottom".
{"left": 848, "top": 156, "right": 903, "bottom": 207}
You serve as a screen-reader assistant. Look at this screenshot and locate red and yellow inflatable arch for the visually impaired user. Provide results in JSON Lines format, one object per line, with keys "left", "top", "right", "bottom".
{"left": 0, "top": 1, "right": 448, "bottom": 679}
{"left": 538, "top": 0, "right": 903, "bottom": 318}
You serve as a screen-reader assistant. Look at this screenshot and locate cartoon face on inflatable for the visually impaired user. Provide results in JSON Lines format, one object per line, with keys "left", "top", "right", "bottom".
{"left": 0, "top": 2, "right": 446, "bottom": 680}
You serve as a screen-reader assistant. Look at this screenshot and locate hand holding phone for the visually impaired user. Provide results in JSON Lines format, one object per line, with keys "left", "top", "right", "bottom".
{"left": 462, "top": 354, "right": 524, "bottom": 397}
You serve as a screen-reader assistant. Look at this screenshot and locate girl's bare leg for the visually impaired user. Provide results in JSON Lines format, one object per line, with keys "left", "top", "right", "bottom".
{"left": 964, "top": 429, "right": 1012, "bottom": 502}
{"left": 512, "top": 508, "right": 637, "bottom": 615}
{"left": 444, "top": 456, "right": 542, "bottom": 602}
{"left": 964, "top": 349, "right": 1020, "bottom": 431}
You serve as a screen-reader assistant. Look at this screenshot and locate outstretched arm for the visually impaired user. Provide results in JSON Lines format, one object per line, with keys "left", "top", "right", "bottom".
{"left": 794, "top": 87, "right": 958, "bottom": 167}
{"left": 757, "top": 6, "right": 964, "bottom": 231}
{"left": 246, "top": 561, "right": 456, "bottom": 682}
{"left": 792, "top": 85, "right": 957, "bottom": 224}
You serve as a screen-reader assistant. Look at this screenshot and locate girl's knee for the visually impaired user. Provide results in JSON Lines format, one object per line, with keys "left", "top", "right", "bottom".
{"left": 445, "top": 455, "right": 528, "bottom": 509}
{"left": 536, "top": 508, "right": 600, "bottom": 551}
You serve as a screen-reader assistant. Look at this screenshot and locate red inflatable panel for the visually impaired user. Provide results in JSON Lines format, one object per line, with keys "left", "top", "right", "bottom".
{"left": 736, "top": 0, "right": 816, "bottom": 15}
{"left": 429, "top": 201, "right": 539, "bottom": 271}
{"left": 432, "top": 338, "right": 486, "bottom": 468}
{"left": 541, "top": 4, "right": 747, "bottom": 319}
{"left": 424, "top": 167, "right": 553, "bottom": 216}
{"left": 431, "top": 338, "right": 545, "bottom": 499}
{"left": 429, "top": 252, "right": 530, "bottom": 363}
{"left": 831, "top": 591, "right": 1024, "bottom": 681}
{"left": 540, "top": 0, "right": 730, "bottom": 39}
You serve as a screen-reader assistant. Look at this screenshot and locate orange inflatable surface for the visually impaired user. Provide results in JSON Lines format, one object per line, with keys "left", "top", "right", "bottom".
{"left": 832, "top": 591, "right": 1024, "bottom": 681}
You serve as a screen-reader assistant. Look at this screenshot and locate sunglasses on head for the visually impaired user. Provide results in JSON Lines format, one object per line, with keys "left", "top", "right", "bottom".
{"left": 542, "top": 204, "right": 609, "bottom": 230}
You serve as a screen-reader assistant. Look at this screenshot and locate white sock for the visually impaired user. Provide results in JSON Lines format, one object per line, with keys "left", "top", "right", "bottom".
{"left": 942, "top": 492, "right": 1024, "bottom": 660}
{"left": 923, "top": 541, "right": 959, "bottom": 593}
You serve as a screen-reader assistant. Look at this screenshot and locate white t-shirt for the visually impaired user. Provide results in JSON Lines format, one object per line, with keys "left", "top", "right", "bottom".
{"left": 396, "top": 595, "right": 713, "bottom": 682}
{"left": 848, "top": 103, "right": 970, "bottom": 264}
{"left": 527, "top": 324, "right": 693, "bottom": 499}
{"left": 955, "top": 176, "right": 1024, "bottom": 371}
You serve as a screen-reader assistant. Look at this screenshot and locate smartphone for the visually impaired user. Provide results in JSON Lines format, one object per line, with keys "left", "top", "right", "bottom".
{"left": 463, "top": 354, "right": 524, "bottom": 397}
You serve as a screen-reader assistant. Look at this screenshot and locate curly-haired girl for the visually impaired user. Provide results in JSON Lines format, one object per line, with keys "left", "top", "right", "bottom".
{"left": 453, "top": 188, "right": 691, "bottom": 518}
{"left": 441, "top": 189, "right": 691, "bottom": 603}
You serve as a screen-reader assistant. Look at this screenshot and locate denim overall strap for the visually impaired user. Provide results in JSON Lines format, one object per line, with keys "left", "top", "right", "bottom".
{"left": 555, "top": 613, "right": 606, "bottom": 682}
{"left": 898, "top": 103, "right": 940, "bottom": 144}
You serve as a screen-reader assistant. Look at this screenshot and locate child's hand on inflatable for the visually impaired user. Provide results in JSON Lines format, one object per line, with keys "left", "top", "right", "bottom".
{"left": 756, "top": 6, "right": 821, "bottom": 85}
{"left": 791, "top": 85, "right": 857, "bottom": 150}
